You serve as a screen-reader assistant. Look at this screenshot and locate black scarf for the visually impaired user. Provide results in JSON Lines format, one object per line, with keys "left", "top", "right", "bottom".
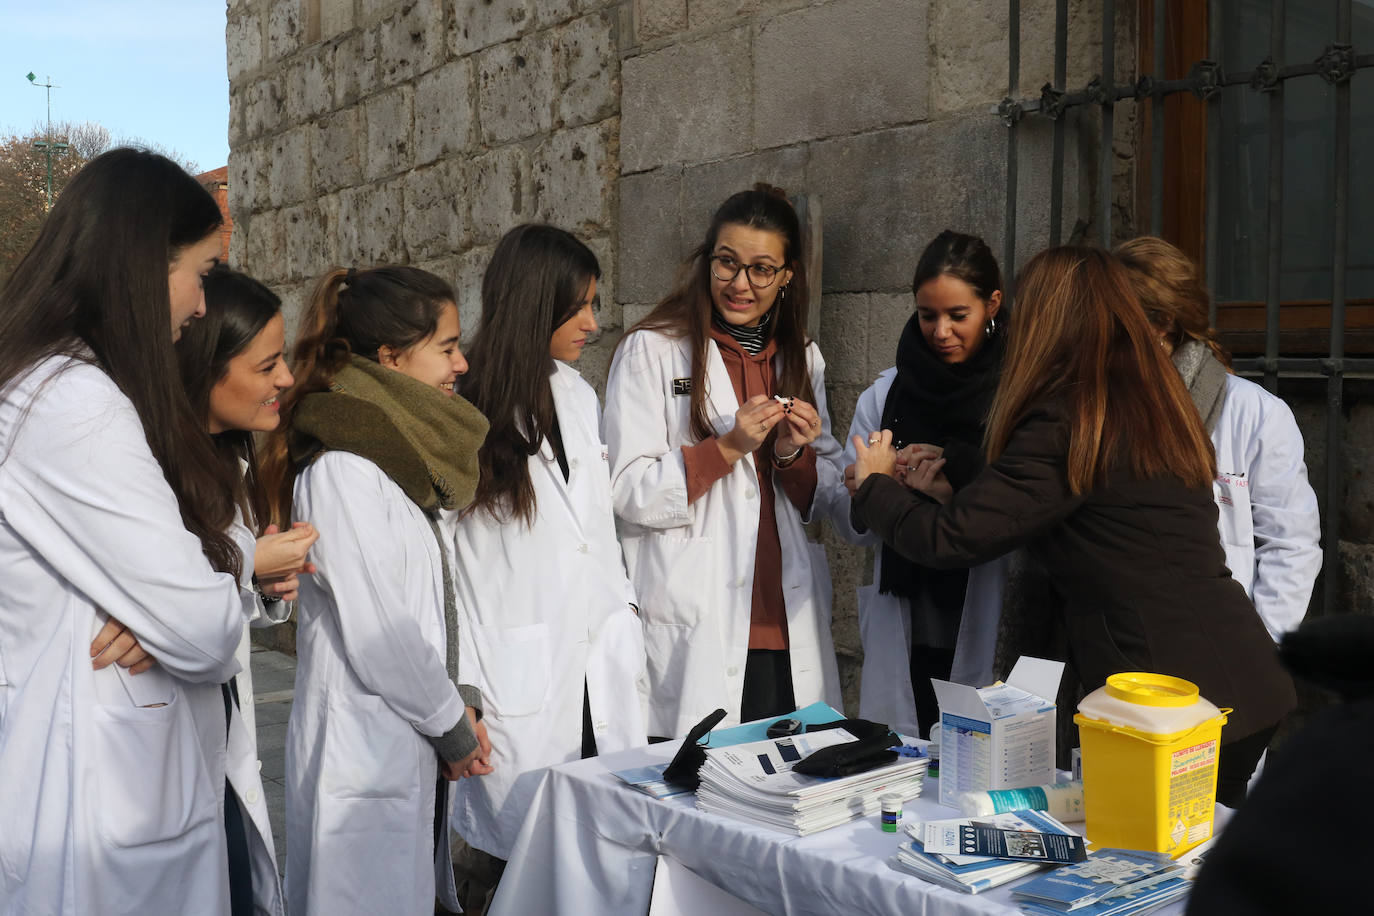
{"left": 878, "top": 314, "right": 1006, "bottom": 609}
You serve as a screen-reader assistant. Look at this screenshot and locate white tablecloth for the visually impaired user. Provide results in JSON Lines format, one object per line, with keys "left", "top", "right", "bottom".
{"left": 489, "top": 742, "right": 1198, "bottom": 916}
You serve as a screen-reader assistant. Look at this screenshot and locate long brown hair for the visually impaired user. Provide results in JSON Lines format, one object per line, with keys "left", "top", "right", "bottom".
{"left": 176, "top": 265, "right": 282, "bottom": 532}
{"left": 0, "top": 148, "right": 240, "bottom": 577}
{"left": 1114, "top": 236, "right": 1233, "bottom": 369}
{"left": 983, "top": 246, "right": 1216, "bottom": 494}
{"left": 461, "top": 224, "right": 600, "bottom": 524}
{"left": 259, "top": 265, "right": 456, "bottom": 522}
{"left": 627, "top": 183, "right": 812, "bottom": 442}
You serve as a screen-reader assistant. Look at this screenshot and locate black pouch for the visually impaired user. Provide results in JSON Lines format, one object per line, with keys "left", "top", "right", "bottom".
{"left": 803, "top": 718, "right": 893, "bottom": 741}
{"left": 792, "top": 731, "right": 899, "bottom": 778}
{"left": 662, "top": 707, "right": 728, "bottom": 790}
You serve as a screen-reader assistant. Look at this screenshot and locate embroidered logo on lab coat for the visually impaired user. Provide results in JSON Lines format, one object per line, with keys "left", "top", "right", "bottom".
{"left": 671, "top": 377, "right": 691, "bottom": 396}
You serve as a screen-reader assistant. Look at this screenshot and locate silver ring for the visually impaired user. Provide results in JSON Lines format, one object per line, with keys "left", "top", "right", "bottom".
{"left": 868, "top": 435, "right": 881, "bottom": 445}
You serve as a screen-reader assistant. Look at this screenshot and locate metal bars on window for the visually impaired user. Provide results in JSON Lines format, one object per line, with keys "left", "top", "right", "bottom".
{"left": 997, "top": 0, "right": 1373, "bottom": 615}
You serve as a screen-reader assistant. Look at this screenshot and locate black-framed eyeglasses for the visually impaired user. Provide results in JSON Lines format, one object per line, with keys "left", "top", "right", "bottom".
{"left": 709, "top": 254, "right": 786, "bottom": 289}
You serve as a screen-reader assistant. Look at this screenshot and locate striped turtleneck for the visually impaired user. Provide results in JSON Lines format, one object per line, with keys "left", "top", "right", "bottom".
{"left": 712, "top": 307, "right": 774, "bottom": 355}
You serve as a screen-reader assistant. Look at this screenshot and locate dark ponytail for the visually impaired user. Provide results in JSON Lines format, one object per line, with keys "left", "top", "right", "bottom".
{"left": 260, "top": 265, "right": 455, "bottom": 522}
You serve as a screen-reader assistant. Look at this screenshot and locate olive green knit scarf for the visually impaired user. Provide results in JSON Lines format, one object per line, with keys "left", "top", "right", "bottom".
{"left": 290, "top": 355, "right": 488, "bottom": 512}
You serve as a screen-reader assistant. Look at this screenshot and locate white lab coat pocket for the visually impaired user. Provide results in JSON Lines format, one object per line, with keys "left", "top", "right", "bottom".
{"left": 322, "top": 693, "right": 419, "bottom": 800}
{"left": 635, "top": 535, "right": 716, "bottom": 627}
{"left": 92, "top": 691, "right": 217, "bottom": 848}
{"left": 478, "top": 622, "right": 551, "bottom": 719}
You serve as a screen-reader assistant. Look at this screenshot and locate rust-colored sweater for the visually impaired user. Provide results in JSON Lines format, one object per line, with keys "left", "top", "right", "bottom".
{"left": 679, "top": 331, "right": 819, "bottom": 650}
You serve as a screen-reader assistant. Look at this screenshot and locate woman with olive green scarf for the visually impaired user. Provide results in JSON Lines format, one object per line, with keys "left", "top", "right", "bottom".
{"left": 262, "top": 266, "right": 492, "bottom": 916}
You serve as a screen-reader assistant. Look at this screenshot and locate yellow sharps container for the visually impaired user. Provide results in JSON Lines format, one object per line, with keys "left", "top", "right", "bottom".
{"left": 1074, "top": 673, "right": 1230, "bottom": 858}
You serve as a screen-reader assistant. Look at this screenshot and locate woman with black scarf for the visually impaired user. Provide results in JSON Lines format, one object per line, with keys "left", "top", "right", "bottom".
{"left": 830, "top": 230, "right": 1005, "bottom": 738}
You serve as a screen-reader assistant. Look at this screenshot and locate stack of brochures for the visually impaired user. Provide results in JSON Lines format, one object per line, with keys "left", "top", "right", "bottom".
{"left": 1010, "top": 844, "right": 1211, "bottom": 915}
{"left": 694, "top": 729, "right": 928, "bottom": 836}
{"left": 891, "top": 809, "right": 1082, "bottom": 894}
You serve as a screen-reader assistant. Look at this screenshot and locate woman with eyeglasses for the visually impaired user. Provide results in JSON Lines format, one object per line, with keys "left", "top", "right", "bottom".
{"left": 827, "top": 230, "right": 1007, "bottom": 739}
{"left": 603, "top": 184, "right": 845, "bottom": 737}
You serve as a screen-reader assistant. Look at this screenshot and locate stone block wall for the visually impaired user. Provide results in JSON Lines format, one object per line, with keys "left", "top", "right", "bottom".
{"left": 227, "top": 0, "right": 624, "bottom": 345}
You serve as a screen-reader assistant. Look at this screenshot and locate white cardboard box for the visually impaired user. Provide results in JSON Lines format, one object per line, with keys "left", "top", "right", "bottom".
{"left": 931, "top": 656, "right": 1065, "bottom": 808}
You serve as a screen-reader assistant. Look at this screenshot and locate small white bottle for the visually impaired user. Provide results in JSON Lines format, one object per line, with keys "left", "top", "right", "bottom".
{"left": 957, "top": 781, "right": 1085, "bottom": 821}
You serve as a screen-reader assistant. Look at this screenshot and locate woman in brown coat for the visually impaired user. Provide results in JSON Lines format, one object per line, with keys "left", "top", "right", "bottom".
{"left": 849, "top": 246, "right": 1294, "bottom": 807}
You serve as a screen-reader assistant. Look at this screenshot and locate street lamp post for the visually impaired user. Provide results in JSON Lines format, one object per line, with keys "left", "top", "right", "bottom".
{"left": 26, "top": 72, "right": 67, "bottom": 211}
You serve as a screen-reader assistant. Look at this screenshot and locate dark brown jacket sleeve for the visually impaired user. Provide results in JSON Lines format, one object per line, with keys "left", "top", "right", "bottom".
{"left": 852, "top": 405, "right": 1084, "bottom": 569}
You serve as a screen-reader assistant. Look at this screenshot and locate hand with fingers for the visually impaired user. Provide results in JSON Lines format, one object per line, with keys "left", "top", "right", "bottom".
{"left": 899, "top": 451, "right": 953, "bottom": 504}
{"left": 717, "top": 394, "right": 786, "bottom": 465}
{"left": 90, "top": 616, "right": 157, "bottom": 675}
{"left": 773, "top": 396, "right": 822, "bottom": 464}
{"left": 442, "top": 708, "right": 495, "bottom": 780}
{"left": 255, "top": 522, "right": 319, "bottom": 601}
{"left": 851, "top": 429, "right": 899, "bottom": 489}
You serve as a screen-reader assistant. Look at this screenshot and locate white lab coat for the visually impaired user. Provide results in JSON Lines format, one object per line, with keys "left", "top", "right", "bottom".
{"left": 225, "top": 519, "right": 288, "bottom": 916}
{"left": 1210, "top": 373, "right": 1322, "bottom": 641}
{"left": 0, "top": 356, "right": 245, "bottom": 916}
{"left": 229, "top": 474, "right": 293, "bottom": 742}
{"left": 285, "top": 451, "right": 468, "bottom": 916}
{"left": 604, "top": 329, "right": 844, "bottom": 737}
{"left": 821, "top": 369, "right": 1009, "bottom": 738}
{"left": 450, "top": 361, "right": 648, "bottom": 859}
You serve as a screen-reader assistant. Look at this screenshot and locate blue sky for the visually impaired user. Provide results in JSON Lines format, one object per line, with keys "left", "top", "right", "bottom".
{"left": 0, "top": 0, "right": 229, "bottom": 174}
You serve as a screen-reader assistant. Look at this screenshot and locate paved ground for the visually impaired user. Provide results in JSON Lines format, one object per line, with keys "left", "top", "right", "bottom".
{"left": 248, "top": 645, "right": 295, "bottom": 877}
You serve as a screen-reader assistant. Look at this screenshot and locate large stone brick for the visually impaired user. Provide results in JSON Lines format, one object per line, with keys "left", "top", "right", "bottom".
{"left": 453, "top": 244, "right": 496, "bottom": 337}
{"left": 414, "top": 59, "right": 476, "bottom": 166}
{"left": 379, "top": 0, "right": 446, "bottom": 87}
{"left": 622, "top": 303, "right": 656, "bottom": 329}
{"left": 245, "top": 75, "right": 286, "bottom": 139}
{"left": 533, "top": 121, "right": 613, "bottom": 234}
{"left": 930, "top": 0, "right": 1006, "bottom": 115}
{"left": 268, "top": 127, "right": 311, "bottom": 208}
{"left": 311, "top": 109, "right": 364, "bottom": 193}
{"left": 679, "top": 145, "right": 808, "bottom": 245}
{"left": 448, "top": 0, "right": 532, "bottom": 58}
{"left": 285, "top": 50, "right": 334, "bottom": 123}
{"left": 866, "top": 292, "right": 913, "bottom": 373}
{"left": 318, "top": 0, "right": 354, "bottom": 40}
{"left": 817, "top": 292, "right": 871, "bottom": 387}
{"left": 336, "top": 180, "right": 407, "bottom": 265}
{"left": 282, "top": 203, "right": 331, "bottom": 281}
{"left": 621, "top": 27, "right": 752, "bottom": 173}
{"left": 635, "top": 0, "right": 686, "bottom": 43}
{"left": 242, "top": 209, "right": 285, "bottom": 282}
{"left": 476, "top": 33, "right": 557, "bottom": 145}
{"left": 616, "top": 165, "right": 684, "bottom": 304}
{"left": 554, "top": 11, "right": 617, "bottom": 129}
{"left": 467, "top": 146, "right": 534, "bottom": 244}
{"left": 333, "top": 30, "right": 380, "bottom": 108}
{"left": 364, "top": 84, "right": 415, "bottom": 180}
{"left": 267, "top": 0, "right": 306, "bottom": 62}
{"left": 227, "top": 147, "right": 258, "bottom": 221}
{"left": 754, "top": 0, "right": 929, "bottom": 149}
{"left": 227, "top": 11, "right": 263, "bottom": 83}
{"left": 532, "top": 0, "right": 595, "bottom": 30}
{"left": 403, "top": 161, "right": 469, "bottom": 260}
{"left": 686, "top": 0, "right": 777, "bottom": 28}
{"left": 808, "top": 119, "right": 1005, "bottom": 293}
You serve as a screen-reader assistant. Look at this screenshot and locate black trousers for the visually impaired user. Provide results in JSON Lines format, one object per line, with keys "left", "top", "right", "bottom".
{"left": 1215, "top": 725, "right": 1277, "bottom": 809}
{"left": 740, "top": 648, "right": 797, "bottom": 723}
{"left": 909, "top": 644, "right": 955, "bottom": 740}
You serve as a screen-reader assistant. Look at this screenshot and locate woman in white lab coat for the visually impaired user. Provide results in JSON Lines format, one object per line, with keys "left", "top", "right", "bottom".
{"left": 176, "top": 265, "right": 320, "bottom": 915}
{"left": 450, "top": 225, "right": 647, "bottom": 879}
{"left": 1115, "top": 237, "right": 1321, "bottom": 641}
{"left": 263, "top": 265, "right": 493, "bottom": 916}
{"left": 826, "top": 231, "right": 1009, "bottom": 739}
{"left": 604, "top": 185, "right": 844, "bottom": 738}
{"left": 0, "top": 149, "right": 248, "bottom": 913}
